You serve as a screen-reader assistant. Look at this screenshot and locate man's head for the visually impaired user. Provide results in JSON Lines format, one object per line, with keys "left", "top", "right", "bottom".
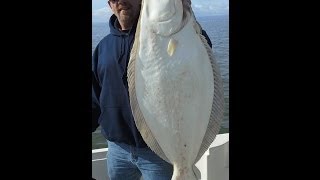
{"left": 108, "top": 0, "right": 142, "bottom": 31}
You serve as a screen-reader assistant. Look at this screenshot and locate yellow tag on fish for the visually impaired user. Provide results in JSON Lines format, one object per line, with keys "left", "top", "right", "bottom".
{"left": 167, "top": 38, "right": 178, "bottom": 56}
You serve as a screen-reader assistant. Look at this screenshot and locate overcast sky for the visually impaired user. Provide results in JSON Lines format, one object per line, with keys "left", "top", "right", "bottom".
{"left": 92, "top": 0, "right": 229, "bottom": 22}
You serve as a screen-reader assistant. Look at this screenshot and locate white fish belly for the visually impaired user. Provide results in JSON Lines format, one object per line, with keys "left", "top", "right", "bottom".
{"left": 135, "top": 18, "right": 214, "bottom": 169}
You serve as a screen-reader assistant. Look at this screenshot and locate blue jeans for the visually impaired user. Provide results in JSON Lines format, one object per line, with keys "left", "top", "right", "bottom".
{"left": 107, "top": 141, "right": 173, "bottom": 180}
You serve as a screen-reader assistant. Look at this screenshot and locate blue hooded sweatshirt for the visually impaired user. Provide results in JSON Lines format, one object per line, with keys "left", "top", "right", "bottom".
{"left": 92, "top": 14, "right": 212, "bottom": 148}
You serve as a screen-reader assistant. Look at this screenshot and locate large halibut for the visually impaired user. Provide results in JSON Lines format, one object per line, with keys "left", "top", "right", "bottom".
{"left": 127, "top": 0, "right": 224, "bottom": 179}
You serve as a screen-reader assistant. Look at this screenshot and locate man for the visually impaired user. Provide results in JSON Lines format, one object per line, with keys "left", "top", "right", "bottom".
{"left": 92, "top": 0, "right": 212, "bottom": 179}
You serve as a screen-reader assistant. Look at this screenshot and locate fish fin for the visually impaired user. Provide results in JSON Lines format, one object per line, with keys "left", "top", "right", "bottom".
{"left": 194, "top": 29, "right": 225, "bottom": 163}
{"left": 193, "top": 17, "right": 203, "bottom": 35}
{"left": 127, "top": 13, "right": 170, "bottom": 163}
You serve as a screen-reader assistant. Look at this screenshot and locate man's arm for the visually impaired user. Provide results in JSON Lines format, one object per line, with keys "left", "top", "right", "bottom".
{"left": 92, "top": 45, "right": 101, "bottom": 132}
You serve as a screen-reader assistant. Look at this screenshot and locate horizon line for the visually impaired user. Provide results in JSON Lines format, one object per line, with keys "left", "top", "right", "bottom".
{"left": 92, "top": 14, "right": 229, "bottom": 23}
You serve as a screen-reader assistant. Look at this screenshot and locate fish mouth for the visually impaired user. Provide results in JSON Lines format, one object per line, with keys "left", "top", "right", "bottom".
{"left": 143, "top": 0, "right": 185, "bottom": 36}
{"left": 156, "top": 7, "right": 176, "bottom": 22}
{"left": 147, "top": 0, "right": 180, "bottom": 23}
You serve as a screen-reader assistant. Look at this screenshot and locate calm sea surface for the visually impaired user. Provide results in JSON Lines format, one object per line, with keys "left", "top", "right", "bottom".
{"left": 92, "top": 15, "right": 229, "bottom": 149}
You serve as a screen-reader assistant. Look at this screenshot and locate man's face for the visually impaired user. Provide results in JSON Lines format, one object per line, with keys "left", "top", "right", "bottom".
{"left": 108, "top": 0, "right": 141, "bottom": 28}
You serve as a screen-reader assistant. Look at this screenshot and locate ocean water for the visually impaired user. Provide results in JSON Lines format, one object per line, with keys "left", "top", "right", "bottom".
{"left": 92, "top": 15, "right": 229, "bottom": 149}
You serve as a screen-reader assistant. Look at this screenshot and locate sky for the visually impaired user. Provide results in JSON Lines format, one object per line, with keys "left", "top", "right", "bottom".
{"left": 92, "top": 0, "right": 229, "bottom": 22}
